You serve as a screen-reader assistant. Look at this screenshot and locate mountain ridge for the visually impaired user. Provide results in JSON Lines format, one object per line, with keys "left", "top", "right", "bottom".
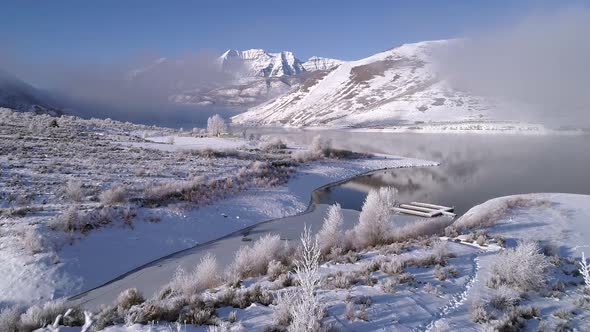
{"left": 232, "top": 40, "right": 507, "bottom": 127}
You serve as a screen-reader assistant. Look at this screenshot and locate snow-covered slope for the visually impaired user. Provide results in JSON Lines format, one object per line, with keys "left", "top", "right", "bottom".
{"left": 232, "top": 40, "right": 503, "bottom": 127}
{"left": 0, "top": 71, "right": 62, "bottom": 116}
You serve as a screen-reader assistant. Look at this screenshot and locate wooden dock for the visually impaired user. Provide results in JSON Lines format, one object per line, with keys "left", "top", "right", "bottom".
{"left": 392, "top": 202, "right": 456, "bottom": 218}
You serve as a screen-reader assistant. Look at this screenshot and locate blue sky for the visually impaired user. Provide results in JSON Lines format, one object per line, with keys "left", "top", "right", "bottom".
{"left": 0, "top": 0, "right": 586, "bottom": 64}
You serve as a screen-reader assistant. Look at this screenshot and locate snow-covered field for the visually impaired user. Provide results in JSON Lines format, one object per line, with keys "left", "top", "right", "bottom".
{"left": 0, "top": 108, "right": 434, "bottom": 309}
{"left": 35, "top": 193, "right": 590, "bottom": 332}
{"left": 2, "top": 108, "right": 590, "bottom": 332}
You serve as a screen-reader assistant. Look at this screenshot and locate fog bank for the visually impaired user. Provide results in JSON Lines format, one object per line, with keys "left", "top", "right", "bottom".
{"left": 0, "top": 51, "right": 241, "bottom": 127}
{"left": 435, "top": 8, "right": 590, "bottom": 126}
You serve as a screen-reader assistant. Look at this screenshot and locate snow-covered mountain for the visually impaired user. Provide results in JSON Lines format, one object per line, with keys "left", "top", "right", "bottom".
{"left": 232, "top": 40, "right": 504, "bottom": 127}
{"left": 218, "top": 49, "right": 305, "bottom": 78}
{"left": 161, "top": 49, "right": 342, "bottom": 107}
{"left": 0, "top": 71, "right": 62, "bottom": 116}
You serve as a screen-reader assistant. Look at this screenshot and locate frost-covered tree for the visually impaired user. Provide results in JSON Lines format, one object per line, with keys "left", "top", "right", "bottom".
{"left": 310, "top": 135, "right": 331, "bottom": 156}
{"left": 317, "top": 203, "right": 344, "bottom": 256}
{"left": 289, "top": 225, "right": 323, "bottom": 332}
{"left": 580, "top": 251, "right": 590, "bottom": 291}
{"left": 207, "top": 114, "right": 227, "bottom": 137}
{"left": 353, "top": 187, "right": 397, "bottom": 249}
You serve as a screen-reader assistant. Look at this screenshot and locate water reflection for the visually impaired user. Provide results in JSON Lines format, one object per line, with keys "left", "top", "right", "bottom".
{"left": 251, "top": 128, "right": 590, "bottom": 216}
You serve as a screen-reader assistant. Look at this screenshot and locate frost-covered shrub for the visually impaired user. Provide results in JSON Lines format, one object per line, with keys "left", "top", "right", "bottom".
{"left": 330, "top": 271, "right": 354, "bottom": 289}
{"left": 208, "top": 321, "right": 233, "bottom": 332}
{"left": 270, "top": 272, "right": 295, "bottom": 290}
{"left": 291, "top": 135, "right": 360, "bottom": 163}
{"left": 63, "top": 179, "right": 83, "bottom": 202}
{"left": 121, "top": 206, "right": 136, "bottom": 225}
{"left": 488, "top": 241, "right": 550, "bottom": 292}
{"left": 391, "top": 217, "right": 452, "bottom": 242}
{"left": 317, "top": 203, "right": 344, "bottom": 256}
{"left": 364, "top": 257, "right": 384, "bottom": 273}
{"left": 352, "top": 187, "right": 396, "bottom": 249}
{"left": 124, "top": 297, "right": 192, "bottom": 325}
{"left": 396, "top": 272, "right": 416, "bottom": 284}
{"left": 434, "top": 265, "right": 459, "bottom": 281}
{"left": 50, "top": 205, "right": 80, "bottom": 232}
{"left": 434, "top": 265, "right": 447, "bottom": 281}
{"left": 0, "top": 307, "right": 20, "bottom": 332}
{"left": 23, "top": 228, "right": 44, "bottom": 254}
{"left": 291, "top": 150, "right": 316, "bottom": 163}
{"left": 470, "top": 301, "right": 490, "bottom": 323}
{"left": 115, "top": 288, "right": 145, "bottom": 310}
{"left": 99, "top": 184, "right": 127, "bottom": 205}
{"left": 492, "top": 306, "right": 539, "bottom": 331}
{"left": 490, "top": 285, "right": 521, "bottom": 309}
{"left": 207, "top": 114, "right": 227, "bottom": 136}
{"left": 344, "top": 302, "right": 356, "bottom": 321}
{"left": 382, "top": 257, "right": 405, "bottom": 275}
{"left": 177, "top": 303, "right": 215, "bottom": 325}
{"left": 310, "top": 135, "right": 331, "bottom": 156}
{"left": 345, "top": 298, "right": 370, "bottom": 322}
{"left": 352, "top": 295, "right": 373, "bottom": 306}
{"left": 259, "top": 137, "right": 287, "bottom": 152}
{"left": 552, "top": 308, "right": 573, "bottom": 320}
{"left": 267, "top": 260, "right": 288, "bottom": 281}
{"left": 380, "top": 278, "right": 398, "bottom": 293}
{"left": 423, "top": 282, "right": 441, "bottom": 296}
{"left": 538, "top": 320, "right": 571, "bottom": 332}
{"left": 143, "top": 176, "right": 206, "bottom": 205}
{"left": 170, "top": 253, "right": 221, "bottom": 295}
{"left": 19, "top": 299, "right": 68, "bottom": 331}
{"left": 228, "top": 234, "right": 288, "bottom": 280}
{"left": 227, "top": 310, "right": 238, "bottom": 323}
{"left": 426, "top": 240, "right": 453, "bottom": 265}
{"left": 273, "top": 291, "right": 295, "bottom": 327}
{"left": 217, "top": 285, "right": 273, "bottom": 309}
{"left": 194, "top": 253, "right": 221, "bottom": 291}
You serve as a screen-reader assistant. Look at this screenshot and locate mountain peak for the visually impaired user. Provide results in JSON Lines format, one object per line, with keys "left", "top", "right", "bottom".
{"left": 218, "top": 48, "right": 306, "bottom": 78}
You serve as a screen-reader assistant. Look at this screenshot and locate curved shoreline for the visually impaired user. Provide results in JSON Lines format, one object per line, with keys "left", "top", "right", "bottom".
{"left": 69, "top": 156, "right": 438, "bottom": 309}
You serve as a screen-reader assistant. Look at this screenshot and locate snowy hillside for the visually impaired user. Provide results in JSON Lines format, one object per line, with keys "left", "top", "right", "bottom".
{"left": 232, "top": 40, "right": 506, "bottom": 127}
{"left": 0, "top": 71, "right": 62, "bottom": 116}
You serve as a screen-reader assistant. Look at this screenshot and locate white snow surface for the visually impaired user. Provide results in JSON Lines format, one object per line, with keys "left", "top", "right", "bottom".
{"left": 0, "top": 135, "right": 434, "bottom": 307}
{"left": 232, "top": 40, "right": 529, "bottom": 128}
{"left": 37, "top": 193, "right": 590, "bottom": 331}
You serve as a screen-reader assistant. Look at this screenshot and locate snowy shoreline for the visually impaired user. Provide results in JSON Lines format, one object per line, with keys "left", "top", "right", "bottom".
{"left": 65, "top": 154, "right": 438, "bottom": 309}
{"left": 72, "top": 193, "right": 590, "bottom": 331}
{"left": 260, "top": 121, "right": 587, "bottom": 136}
